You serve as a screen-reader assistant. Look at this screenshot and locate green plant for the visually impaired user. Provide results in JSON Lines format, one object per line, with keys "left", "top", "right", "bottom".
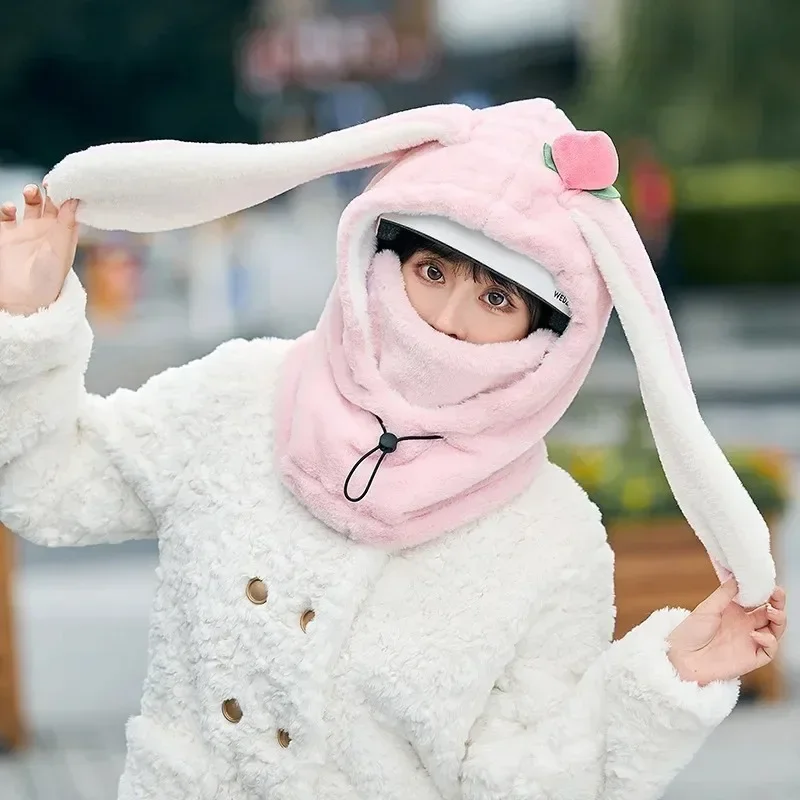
{"left": 549, "top": 401, "right": 791, "bottom": 521}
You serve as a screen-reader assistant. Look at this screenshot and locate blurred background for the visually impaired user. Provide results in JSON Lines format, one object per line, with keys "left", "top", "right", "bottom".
{"left": 1, "top": 0, "right": 799, "bottom": 797}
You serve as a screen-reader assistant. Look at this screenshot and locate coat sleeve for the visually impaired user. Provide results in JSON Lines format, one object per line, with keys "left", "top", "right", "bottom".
{"left": 0, "top": 270, "right": 267, "bottom": 547}
{"left": 459, "top": 530, "right": 739, "bottom": 800}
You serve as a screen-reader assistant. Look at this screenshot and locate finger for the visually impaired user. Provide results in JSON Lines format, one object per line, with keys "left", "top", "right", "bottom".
{"left": 22, "top": 185, "right": 43, "bottom": 221}
{"left": 698, "top": 578, "right": 740, "bottom": 614}
{"left": 770, "top": 586, "right": 786, "bottom": 611}
{"left": 50, "top": 199, "right": 81, "bottom": 265}
{"left": 56, "top": 198, "right": 79, "bottom": 230}
{"left": 747, "top": 605, "right": 769, "bottom": 630}
{"left": 0, "top": 202, "right": 17, "bottom": 230}
{"left": 42, "top": 189, "right": 59, "bottom": 219}
{"left": 766, "top": 604, "right": 787, "bottom": 640}
{"left": 751, "top": 629, "right": 779, "bottom": 660}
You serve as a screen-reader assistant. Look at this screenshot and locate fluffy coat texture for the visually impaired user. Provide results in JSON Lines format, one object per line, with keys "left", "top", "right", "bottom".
{"left": 0, "top": 274, "right": 740, "bottom": 800}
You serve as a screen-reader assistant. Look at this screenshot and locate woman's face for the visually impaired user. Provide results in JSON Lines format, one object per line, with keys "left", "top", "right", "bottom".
{"left": 400, "top": 250, "right": 532, "bottom": 344}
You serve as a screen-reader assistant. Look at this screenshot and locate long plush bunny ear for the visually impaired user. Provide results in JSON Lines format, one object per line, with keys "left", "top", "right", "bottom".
{"left": 571, "top": 206, "right": 776, "bottom": 608}
{"left": 43, "top": 105, "right": 472, "bottom": 233}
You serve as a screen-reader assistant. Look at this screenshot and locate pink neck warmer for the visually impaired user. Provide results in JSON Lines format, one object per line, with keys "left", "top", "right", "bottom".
{"left": 275, "top": 250, "right": 558, "bottom": 548}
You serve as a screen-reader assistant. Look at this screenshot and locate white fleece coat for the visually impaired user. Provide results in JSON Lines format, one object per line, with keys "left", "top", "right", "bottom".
{"left": 0, "top": 273, "right": 738, "bottom": 800}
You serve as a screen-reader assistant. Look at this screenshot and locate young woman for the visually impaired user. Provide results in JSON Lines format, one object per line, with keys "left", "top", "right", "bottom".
{"left": 0, "top": 99, "right": 786, "bottom": 800}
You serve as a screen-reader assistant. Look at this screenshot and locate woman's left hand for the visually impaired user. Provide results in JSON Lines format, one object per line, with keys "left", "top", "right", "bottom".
{"left": 666, "top": 579, "right": 787, "bottom": 686}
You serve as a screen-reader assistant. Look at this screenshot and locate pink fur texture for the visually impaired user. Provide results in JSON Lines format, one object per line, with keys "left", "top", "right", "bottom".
{"left": 275, "top": 100, "right": 615, "bottom": 548}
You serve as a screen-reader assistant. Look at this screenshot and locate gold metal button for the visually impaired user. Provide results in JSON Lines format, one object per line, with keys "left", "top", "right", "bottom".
{"left": 300, "top": 609, "right": 315, "bottom": 633}
{"left": 246, "top": 578, "right": 268, "bottom": 605}
{"left": 277, "top": 729, "right": 292, "bottom": 748}
{"left": 222, "top": 698, "right": 243, "bottom": 723}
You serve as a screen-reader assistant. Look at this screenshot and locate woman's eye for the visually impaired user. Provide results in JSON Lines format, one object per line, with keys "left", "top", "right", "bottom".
{"left": 485, "top": 290, "right": 509, "bottom": 308}
{"left": 424, "top": 265, "right": 444, "bottom": 282}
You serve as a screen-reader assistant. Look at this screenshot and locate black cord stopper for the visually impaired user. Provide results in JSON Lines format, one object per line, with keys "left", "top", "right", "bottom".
{"left": 343, "top": 415, "right": 442, "bottom": 503}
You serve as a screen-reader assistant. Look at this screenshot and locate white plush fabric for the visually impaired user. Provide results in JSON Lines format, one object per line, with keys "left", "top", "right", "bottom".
{"left": 570, "top": 210, "right": 774, "bottom": 606}
{"left": 43, "top": 105, "right": 473, "bottom": 233}
{"left": 0, "top": 276, "right": 739, "bottom": 800}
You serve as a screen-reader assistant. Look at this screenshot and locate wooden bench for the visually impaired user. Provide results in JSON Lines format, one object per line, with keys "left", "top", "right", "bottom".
{"left": 0, "top": 523, "right": 25, "bottom": 751}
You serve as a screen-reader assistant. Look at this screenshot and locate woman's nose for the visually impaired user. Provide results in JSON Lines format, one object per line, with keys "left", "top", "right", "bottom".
{"left": 430, "top": 294, "right": 468, "bottom": 340}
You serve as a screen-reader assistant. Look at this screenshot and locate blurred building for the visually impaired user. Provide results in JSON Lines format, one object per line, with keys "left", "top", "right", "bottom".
{"left": 237, "top": 0, "right": 588, "bottom": 144}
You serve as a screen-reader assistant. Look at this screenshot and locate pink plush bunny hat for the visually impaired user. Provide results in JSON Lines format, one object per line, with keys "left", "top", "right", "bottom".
{"left": 43, "top": 99, "right": 776, "bottom": 607}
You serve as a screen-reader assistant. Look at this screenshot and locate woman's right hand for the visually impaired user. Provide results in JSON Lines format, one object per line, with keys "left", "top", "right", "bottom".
{"left": 0, "top": 185, "right": 80, "bottom": 316}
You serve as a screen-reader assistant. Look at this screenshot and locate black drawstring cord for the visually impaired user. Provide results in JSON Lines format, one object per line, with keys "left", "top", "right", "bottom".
{"left": 343, "top": 415, "right": 443, "bottom": 503}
